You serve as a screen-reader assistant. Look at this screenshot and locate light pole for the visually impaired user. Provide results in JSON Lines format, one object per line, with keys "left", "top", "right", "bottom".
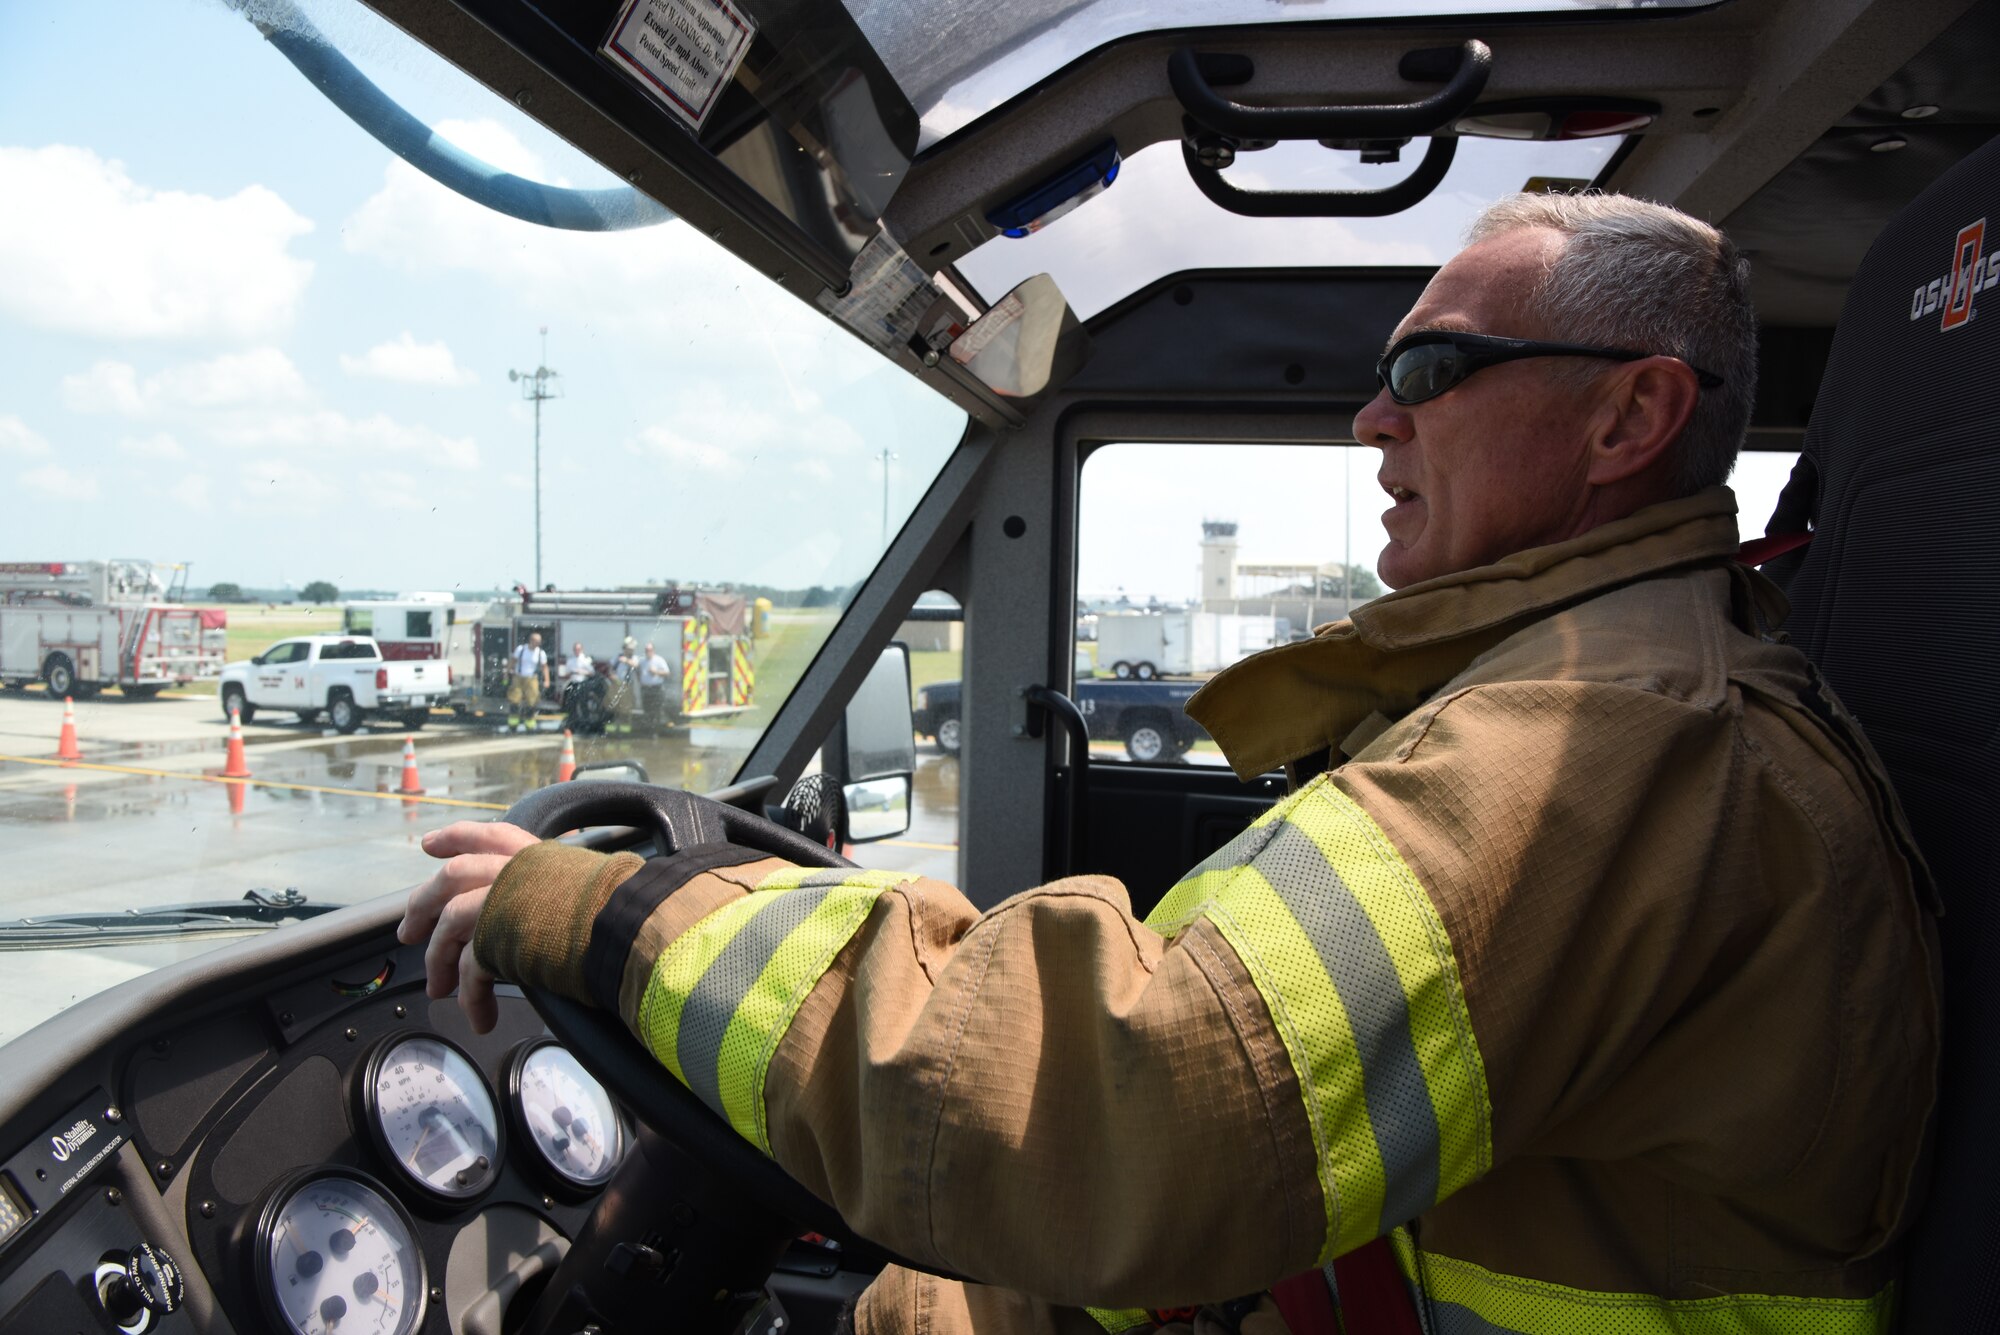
{"left": 876, "top": 446, "right": 899, "bottom": 547}
{"left": 508, "top": 326, "right": 562, "bottom": 590}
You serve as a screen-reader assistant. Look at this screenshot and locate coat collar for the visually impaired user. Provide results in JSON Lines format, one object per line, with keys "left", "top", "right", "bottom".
{"left": 1186, "top": 487, "right": 1744, "bottom": 779}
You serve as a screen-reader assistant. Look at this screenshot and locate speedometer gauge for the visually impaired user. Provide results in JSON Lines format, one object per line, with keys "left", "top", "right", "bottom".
{"left": 256, "top": 1170, "right": 423, "bottom": 1335}
{"left": 508, "top": 1040, "right": 625, "bottom": 1191}
{"left": 359, "top": 1033, "right": 502, "bottom": 1203}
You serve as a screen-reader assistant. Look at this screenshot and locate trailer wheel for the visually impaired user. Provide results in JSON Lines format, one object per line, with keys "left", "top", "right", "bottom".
{"left": 1133, "top": 661, "right": 1157, "bottom": 681}
{"left": 936, "top": 712, "right": 962, "bottom": 755}
{"left": 221, "top": 685, "right": 255, "bottom": 724}
{"left": 42, "top": 654, "right": 76, "bottom": 699}
{"left": 401, "top": 710, "right": 429, "bottom": 731}
{"left": 1110, "top": 660, "right": 1133, "bottom": 679}
{"left": 327, "top": 691, "right": 363, "bottom": 734}
{"left": 1124, "top": 719, "right": 1170, "bottom": 763}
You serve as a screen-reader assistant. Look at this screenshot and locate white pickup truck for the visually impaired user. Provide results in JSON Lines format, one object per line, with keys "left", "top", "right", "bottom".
{"left": 218, "top": 635, "right": 451, "bottom": 733}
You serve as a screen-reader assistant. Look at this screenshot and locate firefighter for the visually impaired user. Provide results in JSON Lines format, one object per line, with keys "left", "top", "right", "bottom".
{"left": 401, "top": 196, "right": 1939, "bottom": 1334}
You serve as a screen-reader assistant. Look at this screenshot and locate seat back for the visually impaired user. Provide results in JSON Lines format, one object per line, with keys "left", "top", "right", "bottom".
{"left": 1768, "top": 133, "right": 2000, "bottom": 1327}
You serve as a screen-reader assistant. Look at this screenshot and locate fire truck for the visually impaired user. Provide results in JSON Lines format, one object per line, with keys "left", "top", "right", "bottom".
{"left": 457, "top": 585, "right": 755, "bottom": 732}
{"left": 0, "top": 560, "right": 227, "bottom": 698}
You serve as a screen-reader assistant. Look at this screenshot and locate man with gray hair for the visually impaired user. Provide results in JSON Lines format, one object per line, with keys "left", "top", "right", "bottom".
{"left": 401, "top": 193, "right": 1938, "bottom": 1335}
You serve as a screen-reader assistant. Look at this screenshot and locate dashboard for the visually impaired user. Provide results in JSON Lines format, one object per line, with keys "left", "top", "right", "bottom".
{"left": 0, "top": 887, "right": 869, "bottom": 1335}
{"left": 0, "top": 908, "right": 616, "bottom": 1335}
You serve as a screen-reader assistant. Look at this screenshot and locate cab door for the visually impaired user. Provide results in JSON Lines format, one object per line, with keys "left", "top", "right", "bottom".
{"left": 254, "top": 641, "right": 307, "bottom": 707}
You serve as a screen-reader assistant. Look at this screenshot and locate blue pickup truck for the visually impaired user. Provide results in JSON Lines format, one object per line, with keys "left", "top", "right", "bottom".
{"left": 913, "top": 677, "right": 1210, "bottom": 762}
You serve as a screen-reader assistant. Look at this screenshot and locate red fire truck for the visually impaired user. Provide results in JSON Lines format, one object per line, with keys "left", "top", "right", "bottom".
{"left": 0, "top": 560, "right": 227, "bottom": 698}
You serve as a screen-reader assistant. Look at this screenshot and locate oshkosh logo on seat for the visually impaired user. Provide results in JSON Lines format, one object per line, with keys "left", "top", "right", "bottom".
{"left": 1910, "top": 218, "right": 1994, "bottom": 329}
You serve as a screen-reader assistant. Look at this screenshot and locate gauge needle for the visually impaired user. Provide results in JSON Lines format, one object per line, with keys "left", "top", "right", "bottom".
{"left": 283, "top": 1218, "right": 307, "bottom": 1254}
{"left": 407, "top": 1120, "right": 434, "bottom": 1166}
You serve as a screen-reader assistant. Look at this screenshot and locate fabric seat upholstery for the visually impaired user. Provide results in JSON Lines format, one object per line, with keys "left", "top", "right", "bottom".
{"left": 1764, "top": 132, "right": 2000, "bottom": 1329}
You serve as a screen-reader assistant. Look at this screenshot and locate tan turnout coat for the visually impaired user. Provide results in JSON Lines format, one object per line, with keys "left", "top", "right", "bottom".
{"left": 477, "top": 488, "right": 1939, "bottom": 1335}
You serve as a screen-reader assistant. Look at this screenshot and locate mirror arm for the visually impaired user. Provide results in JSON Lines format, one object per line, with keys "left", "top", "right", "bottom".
{"left": 1023, "top": 685, "right": 1089, "bottom": 879}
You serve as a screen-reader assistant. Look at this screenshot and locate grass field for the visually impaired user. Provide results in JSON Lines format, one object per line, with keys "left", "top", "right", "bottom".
{"left": 215, "top": 604, "right": 344, "bottom": 662}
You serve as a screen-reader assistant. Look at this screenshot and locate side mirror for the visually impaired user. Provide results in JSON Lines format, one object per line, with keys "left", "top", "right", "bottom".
{"left": 250, "top": 653, "right": 266, "bottom": 666}
{"left": 827, "top": 643, "right": 916, "bottom": 843}
{"left": 843, "top": 774, "right": 912, "bottom": 842}
{"left": 948, "top": 273, "right": 1090, "bottom": 402}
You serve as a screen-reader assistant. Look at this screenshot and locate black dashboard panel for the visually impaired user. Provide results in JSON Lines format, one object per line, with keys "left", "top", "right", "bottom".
{"left": 0, "top": 896, "right": 620, "bottom": 1335}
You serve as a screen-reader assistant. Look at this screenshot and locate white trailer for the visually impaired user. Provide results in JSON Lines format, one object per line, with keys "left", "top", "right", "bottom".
{"left": 1096, "top": 611, "right": 1278, "bottom": 680}
{"left": 0, "top": 560, "right": 226, "bottom": 698}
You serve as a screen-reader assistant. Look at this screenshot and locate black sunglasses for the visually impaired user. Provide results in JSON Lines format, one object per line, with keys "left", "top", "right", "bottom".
{"left": 1376, "top": 330, "right": 1725, "bottom": 405}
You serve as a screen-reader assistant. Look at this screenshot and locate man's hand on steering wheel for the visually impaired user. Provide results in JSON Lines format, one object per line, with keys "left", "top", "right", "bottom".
{"left": 397, "top": 820, "right": 538, "bottom": 1034}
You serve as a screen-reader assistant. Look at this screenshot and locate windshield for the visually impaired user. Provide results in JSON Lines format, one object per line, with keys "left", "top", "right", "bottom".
{"left": 0, "top": 0, "right": 965, "bottom": 1041}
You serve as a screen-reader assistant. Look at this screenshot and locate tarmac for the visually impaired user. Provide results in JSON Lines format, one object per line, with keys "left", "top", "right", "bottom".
{"left": 0, "top": 685, "right": 961, "bottom": 926}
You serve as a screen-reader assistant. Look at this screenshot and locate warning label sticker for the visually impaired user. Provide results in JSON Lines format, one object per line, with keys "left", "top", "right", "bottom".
{"left": 601, "top": 0, "right": 757, "bottom": 134}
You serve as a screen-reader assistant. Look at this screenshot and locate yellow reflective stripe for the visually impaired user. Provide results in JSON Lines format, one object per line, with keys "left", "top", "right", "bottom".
{"left": 756, "top": 866, "right": 916, "bottom": 894}
{"left": 636, "top": 871, "right": 911, "bottom": 1151}
{"left": 1084, "top": 1309, "right": 1151, "bottom": 1333}
{"left": 1146, "top": 788, "right": 1305, "bottom": 932}
{"left": 636, "top": 893, "right": 770, "bottom": 1083}
{"left": 1198, "top": 866, "right": 1388, "bottom": 1257}
{"left": 1387, "top": 1232, "right": 1894, "bottom": 1335}
{"left": 1290, "top": 782, "right": 1492, "bottom": 1199}
{"left": 1143, "top": 774, "right": 1490, "bottom": 1260}
{"left": 715, "top": 884, "right": 888, "bottom": 1151}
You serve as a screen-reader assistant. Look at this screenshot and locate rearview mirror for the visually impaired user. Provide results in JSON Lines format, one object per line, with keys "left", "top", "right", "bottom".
{"left": 572, "top": 758, "right": 652, "bottom": 785}
{"left": 949, "top": 273, "right": 1090, "bottom": 401}
{"left": 828, "top": 643, "right": 915, "bottom": 843}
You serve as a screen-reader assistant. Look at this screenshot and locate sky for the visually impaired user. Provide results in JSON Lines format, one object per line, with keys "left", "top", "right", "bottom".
{"left": 0, "top": 0, "right": 966, "bottom": 597}
{"left": 0, "top": 1, "right": 1796, "bottom": 604}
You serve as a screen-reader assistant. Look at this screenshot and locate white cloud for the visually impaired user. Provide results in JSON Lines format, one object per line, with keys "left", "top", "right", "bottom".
{"left": 340, "top": 121, "right": 858, "bottom": 376}
{"left": 238, "top": 459, "right": 332, "bottom": 510}
{"left": 794, "top": 458, "right": 833, "bottom": 482}
{"left": 340, "top": 333, "right": 478, "bottom": 387}
{"left": 0, "top": 145, "right": 313, "bottom": 339}
{"left": 117, "top": 432, "right": 186, "bottom": 461}
{"left": 211, "top": 409, "right": 479, "bottom": 470}
{"left": 169, "top": 474, "right": 211, "bottom": 510}
{"left": 634, "top": 424, "right": 741, "bottom": 476}
{"left": 360, "top": 470, "right": 430, "bottom": 511}
{"left": 0, "top": 415, "right": 51, "bottom": 457}
{"left": 20, "top": 464, "right": 99, "bottom": 501}
{"left": 63, "top": 349, "right": 310, "bottom": 416}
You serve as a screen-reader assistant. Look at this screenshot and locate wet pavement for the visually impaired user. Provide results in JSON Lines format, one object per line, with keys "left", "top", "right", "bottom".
{"left": 0, "top": 688, "right": 961, "bottom": 924}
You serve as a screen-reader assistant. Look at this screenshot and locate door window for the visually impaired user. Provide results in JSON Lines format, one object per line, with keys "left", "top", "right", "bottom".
{"left": 1077, "top": 442, "right": 1802, "bottom": 767}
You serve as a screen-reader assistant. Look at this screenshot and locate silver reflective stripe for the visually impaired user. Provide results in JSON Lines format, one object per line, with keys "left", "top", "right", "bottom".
{"left": 1255, "top": 822, "right": 1442, "bottom": 1230}
{"left": 676, "top": 886, "right": 836, "bottom": 1115}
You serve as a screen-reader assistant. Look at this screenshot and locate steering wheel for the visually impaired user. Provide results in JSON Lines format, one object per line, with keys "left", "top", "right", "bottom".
{"left": 500, "top": 780, "right": 907, "bottom": 1265}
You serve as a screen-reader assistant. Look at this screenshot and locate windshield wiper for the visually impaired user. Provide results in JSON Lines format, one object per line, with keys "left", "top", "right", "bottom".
{"left": 0, "top": 889, "right": 339, "bottom": 949}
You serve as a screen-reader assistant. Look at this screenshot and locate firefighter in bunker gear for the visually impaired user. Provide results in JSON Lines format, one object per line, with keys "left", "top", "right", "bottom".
{"left": 457, "top": 486, "right": 1939, "bottom": 1335}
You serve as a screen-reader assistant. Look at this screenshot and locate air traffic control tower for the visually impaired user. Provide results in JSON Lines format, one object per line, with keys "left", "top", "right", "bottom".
{"left": 1201, "top": 521, "right": 1239, "bottom": 603}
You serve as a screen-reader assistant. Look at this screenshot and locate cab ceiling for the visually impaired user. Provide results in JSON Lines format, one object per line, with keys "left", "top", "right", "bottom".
{"left": 378, "top": 0, "right": 1985, "bottom": 335}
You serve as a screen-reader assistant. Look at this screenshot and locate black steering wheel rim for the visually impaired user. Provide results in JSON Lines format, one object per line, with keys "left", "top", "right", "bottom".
{"left": 501, "top": 780, "right": 937, "bottom": 1273}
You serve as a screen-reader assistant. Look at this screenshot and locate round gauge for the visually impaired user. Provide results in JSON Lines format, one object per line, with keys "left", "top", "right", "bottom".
{"left": 359, "top": 1033, "right": 502, "bottom": 1202}
{"left": 256, "top": 1170, "right": 423, "bottom": 1335}
{"left": 508, "top": 1040, "right": 625, "bottom": 1190}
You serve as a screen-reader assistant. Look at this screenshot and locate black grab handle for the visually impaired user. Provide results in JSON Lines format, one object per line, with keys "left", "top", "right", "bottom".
{"left": 1181, "top": 133, "right": 1459, "bottom": 219}
{"left": 1169, "top": 40, "right": 1492, "bottom": 141}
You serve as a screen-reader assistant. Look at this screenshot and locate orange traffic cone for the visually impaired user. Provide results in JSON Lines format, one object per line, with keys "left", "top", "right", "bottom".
{"left": 396, "top": 735, "right": 425, "bottom": 796}
{"left": 555, "top": 730, "right": 576, "bottom": 782}
{"left": 222, "top": 709, "right": 252, "bottom": 779}
{"left": 56, "top": 696, "right": 82, "bottom": 762}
